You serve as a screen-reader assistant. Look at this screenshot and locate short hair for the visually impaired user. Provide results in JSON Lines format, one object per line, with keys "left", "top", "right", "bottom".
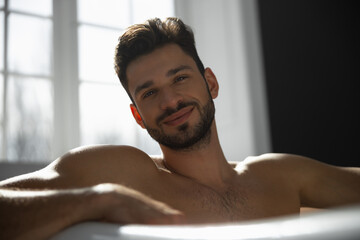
{"left": 114, "top": 17, "right": 205, "bottom": 102}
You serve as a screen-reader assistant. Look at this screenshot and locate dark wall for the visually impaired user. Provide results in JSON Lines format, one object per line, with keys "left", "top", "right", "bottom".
{"left": 257, "top": 0, "right": 359, "bottom": 167}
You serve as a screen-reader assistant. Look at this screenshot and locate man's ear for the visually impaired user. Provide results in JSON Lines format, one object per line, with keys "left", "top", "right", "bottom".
{"left": 204, "top": 67, "right": 219, "bottom": 99}
{"left": 130, "top": 104, "right": 145, "bottom": 129}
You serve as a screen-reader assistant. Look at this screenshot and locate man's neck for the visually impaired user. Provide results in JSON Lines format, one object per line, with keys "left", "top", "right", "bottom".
{"left": 161, "top": 123, "right": 236, "bottom": 192}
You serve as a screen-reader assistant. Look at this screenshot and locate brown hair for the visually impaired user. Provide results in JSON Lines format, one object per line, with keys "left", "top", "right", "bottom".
{"left": 114, "top": 17, "right": 205, "bottom": 101}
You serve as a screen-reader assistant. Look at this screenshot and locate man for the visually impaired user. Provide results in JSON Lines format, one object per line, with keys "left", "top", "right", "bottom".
{"left": 0, "top": 17, "right": 359, "bottom": 240}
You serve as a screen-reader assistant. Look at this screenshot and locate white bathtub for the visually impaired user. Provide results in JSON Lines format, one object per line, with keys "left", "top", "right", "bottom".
{"left": 52, "top": 204, "right": 360, "bottom": 240}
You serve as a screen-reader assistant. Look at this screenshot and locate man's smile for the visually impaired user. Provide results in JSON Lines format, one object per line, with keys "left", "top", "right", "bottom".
{"left": 163, "top": 106, "right": 194, "bottom": 127}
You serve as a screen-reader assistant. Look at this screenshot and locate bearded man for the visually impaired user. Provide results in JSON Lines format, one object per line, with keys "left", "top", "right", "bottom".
{"left": 1, "top": 17, "right": 359, "bottom": 240}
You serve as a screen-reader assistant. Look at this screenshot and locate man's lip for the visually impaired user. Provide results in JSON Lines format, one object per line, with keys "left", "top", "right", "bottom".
{"left": 163, "top": 106, "right": 194, "bottom": 126}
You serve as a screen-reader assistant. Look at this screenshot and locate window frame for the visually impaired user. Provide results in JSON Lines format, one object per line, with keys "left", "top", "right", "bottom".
{"left": 52, "top": 0, "right": 80, "bottom": 159}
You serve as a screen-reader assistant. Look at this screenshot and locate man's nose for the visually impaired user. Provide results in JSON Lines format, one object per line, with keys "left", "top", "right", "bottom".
{"left": 159, "top": 88, "right": 183, "bottom": 110}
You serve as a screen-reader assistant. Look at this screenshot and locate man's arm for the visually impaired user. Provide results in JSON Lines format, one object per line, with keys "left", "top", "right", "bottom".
{"left": 295, "top": 157, "right": 360, "bottom": 208}
{"left": 266, "top": 153, "right": 360, "bottom": 209}
{"left": 0, "top": 146, "right": 185, "bottom": 240}
{"left": 0, "top": 183, "right": 183, "bottom": 240}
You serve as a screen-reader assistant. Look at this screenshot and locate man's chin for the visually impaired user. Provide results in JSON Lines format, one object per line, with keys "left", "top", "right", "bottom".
{"left": 159, "top": 127, "right": 212, "bottom": 152}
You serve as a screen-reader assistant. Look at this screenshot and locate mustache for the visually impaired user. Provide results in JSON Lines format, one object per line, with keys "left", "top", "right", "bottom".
{"left": 156, "top": 101, "right": 198, "bottom": 125}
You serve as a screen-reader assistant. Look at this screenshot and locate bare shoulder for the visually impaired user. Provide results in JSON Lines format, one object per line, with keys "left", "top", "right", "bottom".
{"left": 0, "top": 145, "right": 159, "bottom": 189}
{"left": 239, "top": 153, "right": 323, "bottom": 170}
{"left": 53, "top": 145, "right": 157, "bottom": 174}
{"left": 242, "top": 153, "right": 360, "bottom": 175}
{"left": 235, "top": 154, "right": 360, "bottom": 208}
{"left": 234, "top": 153, "right": 329, "bottom": 184}
{"left": 235, "top": 153, "right": 297, "bottom": 171}
{"left": 239, "top": 153, "right": 360, "bottom": 189}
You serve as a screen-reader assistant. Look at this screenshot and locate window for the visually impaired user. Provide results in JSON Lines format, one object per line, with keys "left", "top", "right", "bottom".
{"left": 1, "top": 0, "right": 53, "bottom": 162}
{"left": 0, "top": 0, "right": 174, "bottom": 162}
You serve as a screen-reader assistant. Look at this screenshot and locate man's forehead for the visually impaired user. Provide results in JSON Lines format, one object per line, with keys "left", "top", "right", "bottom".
{"left": 127, "top": 44, "right": 188, "bottom": 74}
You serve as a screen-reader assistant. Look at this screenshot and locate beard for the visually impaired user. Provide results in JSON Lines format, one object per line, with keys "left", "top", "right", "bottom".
{"left": 144, "top": 97, "right": 215, "bottom": 151}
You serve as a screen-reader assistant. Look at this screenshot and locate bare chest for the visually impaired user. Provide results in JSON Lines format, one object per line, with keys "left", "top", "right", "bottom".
{"left": 174, "top": 184, "right": 252, "bottom": 223}
{"left": 144, "top": 175, "right": 300, "bottom": 224}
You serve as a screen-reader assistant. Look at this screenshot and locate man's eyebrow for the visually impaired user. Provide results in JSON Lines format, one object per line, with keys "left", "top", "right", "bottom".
{"left": 166, "top": 65, "right": 194, "bottom": 77}
{"left": 134, "top": 80, "right": 154, "bottom": 97}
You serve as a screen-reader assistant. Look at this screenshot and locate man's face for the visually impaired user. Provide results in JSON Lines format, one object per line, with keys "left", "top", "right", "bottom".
{"left": 126, "top": 44, "right": 218, "bottom": 151}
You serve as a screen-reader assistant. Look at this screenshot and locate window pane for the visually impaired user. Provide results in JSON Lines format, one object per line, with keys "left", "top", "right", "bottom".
{"left": 0, "top": 0, "right": 4, "bottom": 8}
{"left": 78, "top": 0, "right": 130, "bottom": 29}
{"left": 9, "top": 0, "right": 52, "bottom": 17}
{"left": 79, "top": 26, "right": 120, "bottom": 83}
{"left": 0, "top": 11, "right": 3, "bottom": 71}
{"left": 8, "top": 13, "right": 52, "bottom": 75}
{"left": 80, "top": 82, "right": 136, "bottom": 145}
{"left": 79, "top": 82, "right": 161, "bottom": 154}
{"left": 135, "top": 126, "right": 162, "bottom": 156}
{"left": 7, "top": 76, "right": 53, "bottom": 162}
{"left": 132, "top": 0, "right": 174, "bottom": 23}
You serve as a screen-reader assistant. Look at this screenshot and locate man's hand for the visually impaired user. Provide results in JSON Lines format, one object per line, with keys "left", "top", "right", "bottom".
{"left": 92, "top": 183, "right": 186, "bottom": 225}
{"left": 0, "top": 183, "right": 185, "bottom": 240}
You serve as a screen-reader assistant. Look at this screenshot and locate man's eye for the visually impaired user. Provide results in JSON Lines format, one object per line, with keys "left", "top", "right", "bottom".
{"left": 143, "top": 90, "right": 155, "bottom": 99}
{"left": 175, "top": 76, "right": 187, "bottom": 82}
